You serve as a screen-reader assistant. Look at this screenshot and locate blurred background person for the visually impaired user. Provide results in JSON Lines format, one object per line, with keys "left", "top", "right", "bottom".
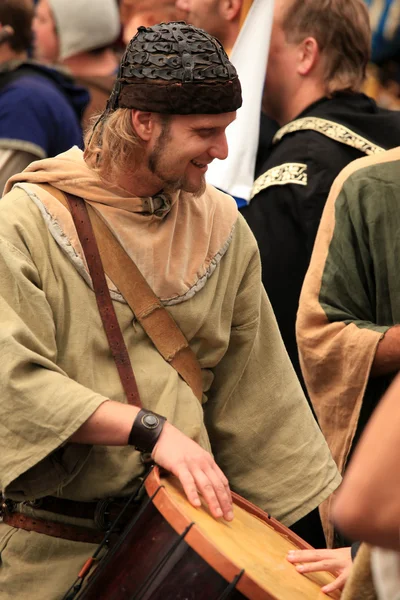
{"left": 32, "top": 0, "right": 120, "bottom": 128}
{"left": 120, "top": 0, "right": 186, "bottom": 46}
{"left": 292, "top": 138, "right": 400, "bottom": 593}
{"left": 367, "top": 0, "right": 400, "bottom": 65}
{"left": 0, "top": 0, "right": 88, "bottom": 192}
{"left": 363, "top": 0, "right": 400, "bottom": 110}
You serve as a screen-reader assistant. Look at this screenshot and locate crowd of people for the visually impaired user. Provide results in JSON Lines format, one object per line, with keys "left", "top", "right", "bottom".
{"left": 0, "top": 1, "right": 400, "bottom": 599}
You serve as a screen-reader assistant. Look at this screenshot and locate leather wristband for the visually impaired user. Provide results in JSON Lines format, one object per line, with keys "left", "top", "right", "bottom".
{"left": 128, "top": 409, "right": 166, "bottom": 454}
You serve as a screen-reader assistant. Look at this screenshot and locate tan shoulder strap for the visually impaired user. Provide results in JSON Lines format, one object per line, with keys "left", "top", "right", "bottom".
{"left": 38, "top": 184, "right": 203, "bottom": 402}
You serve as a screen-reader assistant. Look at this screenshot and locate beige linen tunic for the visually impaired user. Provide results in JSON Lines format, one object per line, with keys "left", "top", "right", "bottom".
{"left": 0, "top": 186, "right": 340, "bottom": 599}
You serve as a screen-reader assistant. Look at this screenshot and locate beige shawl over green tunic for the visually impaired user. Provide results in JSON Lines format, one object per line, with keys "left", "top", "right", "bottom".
{"left": 297, "top": 147, "right": 400, "bottom": 476}
{"left": 0, "top": 149, "right": 340, "bottom": 599}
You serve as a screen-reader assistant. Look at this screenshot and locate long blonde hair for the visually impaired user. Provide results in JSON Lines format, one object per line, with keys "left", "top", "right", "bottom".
{"left": 84, "top": 108, "right": 143, "bottom": 185}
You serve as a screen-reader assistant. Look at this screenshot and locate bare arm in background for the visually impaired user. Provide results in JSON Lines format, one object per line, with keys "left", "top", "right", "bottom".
{"left": 370, "top": 325, "right": 400, "bottom": 377}
{"left": 334, "top": 372, "right": 400, "bottom": 550}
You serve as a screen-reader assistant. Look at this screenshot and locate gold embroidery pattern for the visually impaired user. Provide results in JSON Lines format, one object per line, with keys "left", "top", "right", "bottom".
{"left": 273, "top": 117, "right": 385, "bottom": 156}
{"left": 251, "top": 163, "right": 307, "bottom": 198}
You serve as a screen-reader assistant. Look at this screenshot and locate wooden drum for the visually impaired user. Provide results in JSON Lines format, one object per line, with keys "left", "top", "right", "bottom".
{"left": 79, "top": 467, "right": 340, "bottom": 599}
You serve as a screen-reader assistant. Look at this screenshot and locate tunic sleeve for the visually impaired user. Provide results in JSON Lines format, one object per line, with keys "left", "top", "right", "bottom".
{"left": 0, "top": 235, "right": 108, "bottom": 500}
{"left": 203, "top": 220, "right": 341, "bottom": 527}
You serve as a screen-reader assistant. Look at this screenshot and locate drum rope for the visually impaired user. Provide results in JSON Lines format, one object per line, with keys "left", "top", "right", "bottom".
{"left": 129, "top": 522, "right": 195, "bottom": 600}
{"left": 216, "top": 569, "right": 245, "bottom": 600}
{"left": 62, "top": 466, "right": 156, "bottom": 600}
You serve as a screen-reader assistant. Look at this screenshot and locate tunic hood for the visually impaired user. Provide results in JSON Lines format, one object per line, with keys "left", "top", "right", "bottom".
{"left": 5, "top": 147, "right": 238, "bottom": 304}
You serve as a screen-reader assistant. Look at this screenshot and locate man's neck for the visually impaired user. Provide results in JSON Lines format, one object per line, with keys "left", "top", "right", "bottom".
{"left": 62, "top": 49, "right": 118, "bottom": 78}
{"left": 276, "top": 84, "right": 327, "bottom": 126}
{"left": 117, "top": 164, "right": 165, "bottom": 198}
{"left": 0, "top": 46, "right": 27, "bottom": 66}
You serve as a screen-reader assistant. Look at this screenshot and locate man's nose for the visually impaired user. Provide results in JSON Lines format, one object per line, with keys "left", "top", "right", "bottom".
{"left": 209, "top": 134, "right": 229, "bottom": 161}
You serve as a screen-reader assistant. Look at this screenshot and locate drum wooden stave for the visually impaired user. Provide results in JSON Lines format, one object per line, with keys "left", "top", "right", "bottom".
{"left": 79, "top": 467, "right": 340, "bottom": 600}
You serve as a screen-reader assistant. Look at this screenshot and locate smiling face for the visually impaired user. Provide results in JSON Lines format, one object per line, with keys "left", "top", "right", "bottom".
{"left": 145, "top": 112, "right": 236, "bottom": 196}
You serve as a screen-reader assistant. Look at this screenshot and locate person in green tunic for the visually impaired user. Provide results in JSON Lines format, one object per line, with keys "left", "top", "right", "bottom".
{"left": 297, "top": 146, "right": 400, "bottom": 476}
{"left": 0, "top": 22, "right": 340, "bottom": 599}
{"left": 297, "top": 145, "right": 400, "bottom": 551}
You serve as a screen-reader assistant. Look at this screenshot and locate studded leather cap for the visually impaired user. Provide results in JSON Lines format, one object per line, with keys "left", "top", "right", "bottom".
{"left": 106, "top": 21, "right": 242, "bottom": 115}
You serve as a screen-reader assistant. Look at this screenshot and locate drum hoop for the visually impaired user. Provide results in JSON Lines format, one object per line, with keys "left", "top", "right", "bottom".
{"left": 145, "top": 468, "right": 313, "bottom": 600}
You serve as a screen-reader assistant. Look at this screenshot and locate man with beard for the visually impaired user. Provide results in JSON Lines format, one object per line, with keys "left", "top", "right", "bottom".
{"left": 0, "top": 22, "right": 340, "bottom": 599}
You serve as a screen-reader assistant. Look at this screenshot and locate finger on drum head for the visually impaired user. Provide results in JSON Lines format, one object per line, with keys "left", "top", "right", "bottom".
{"left": 178, "top": 469, "right": 201, "bottom": 507}
{"left": 208, "top": 467, "right": 234, "bottom": 520}
{"left": 191, "top": 469, "right": 224, "bottom": 518}
{"left": 322, "top": 573, "right": 346, "bottom": 594}
{"left": 296, "top": 561, "right": 328, "bottom": 573}
{"left": 287, "top": 549, "right": 332, "bottom": 562}
{"left": 195, "top": 467, "right": 233, "bottom": 521}
{"left": 213, "top": 464, "right": 232, "bottom": 501}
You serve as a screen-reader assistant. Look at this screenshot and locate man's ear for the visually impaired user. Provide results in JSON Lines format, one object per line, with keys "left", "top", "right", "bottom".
{"left": 131, "top": 110, "right": 154, "bottom": 141}
{"left": 297, "top": 37, "right": 320, "bottom": 76}
{"left": 220, "top": 0, "right": 242, "bottom": 22}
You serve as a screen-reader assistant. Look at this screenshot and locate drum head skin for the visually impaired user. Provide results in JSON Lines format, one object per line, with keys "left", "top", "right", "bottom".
{"left": 146, "top": 468, "right": 340, "bottom": 600}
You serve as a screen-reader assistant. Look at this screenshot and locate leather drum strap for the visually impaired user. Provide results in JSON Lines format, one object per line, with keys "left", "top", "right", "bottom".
{"left": 43, "top": 185, "right": 203, "bottom": 403}
{"left": 65, "top": 192, "right": 142, "bottom": 408}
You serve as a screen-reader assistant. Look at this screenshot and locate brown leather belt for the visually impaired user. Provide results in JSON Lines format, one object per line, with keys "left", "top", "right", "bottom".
{"left": 1, "top": 496, "right": 137, "bottom": 545}
{"left": 3, "top": 512, "right": 107, "bottom": 545}
{"left": 25, "top": 496, "right": 129, "bottom": 523}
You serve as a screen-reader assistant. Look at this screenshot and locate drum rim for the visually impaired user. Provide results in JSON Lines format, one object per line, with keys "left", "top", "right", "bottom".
{"left": 145, "top": 467, "right": 322, "bottom": 600}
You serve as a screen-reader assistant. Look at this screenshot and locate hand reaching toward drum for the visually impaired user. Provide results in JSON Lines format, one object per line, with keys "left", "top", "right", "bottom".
{"left": 287, "top": 547, "right": 352, "bottom": 594}
{"left": 152, "top": 422, "right": 234, "bottom": 522}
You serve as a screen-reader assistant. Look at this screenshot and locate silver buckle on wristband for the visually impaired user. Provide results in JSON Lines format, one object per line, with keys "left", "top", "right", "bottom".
{"left": 128, "top": 409, "right": 166, "bottom": 454}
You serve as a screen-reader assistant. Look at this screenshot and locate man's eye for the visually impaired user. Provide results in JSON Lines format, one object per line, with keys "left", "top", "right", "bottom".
{"left": 198, "top": 129, "right": 213, "bottom": 137}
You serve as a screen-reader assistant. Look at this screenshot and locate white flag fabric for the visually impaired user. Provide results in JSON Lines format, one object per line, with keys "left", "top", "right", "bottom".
{"left": 206, "top": 0, "right": 274, "bottom": 207}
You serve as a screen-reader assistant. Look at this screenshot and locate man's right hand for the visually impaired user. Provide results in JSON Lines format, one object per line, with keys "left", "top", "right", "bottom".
{"left": 152, "top": 422, "right": 234, "bottom": 522}
{"left": 70, "top": 400, "right": 234, "bottom": 522}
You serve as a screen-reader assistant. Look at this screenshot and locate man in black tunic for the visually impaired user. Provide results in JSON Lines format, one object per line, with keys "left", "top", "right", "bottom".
{"left": 241, "top": 0, "right": 400, "bottom": 391}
